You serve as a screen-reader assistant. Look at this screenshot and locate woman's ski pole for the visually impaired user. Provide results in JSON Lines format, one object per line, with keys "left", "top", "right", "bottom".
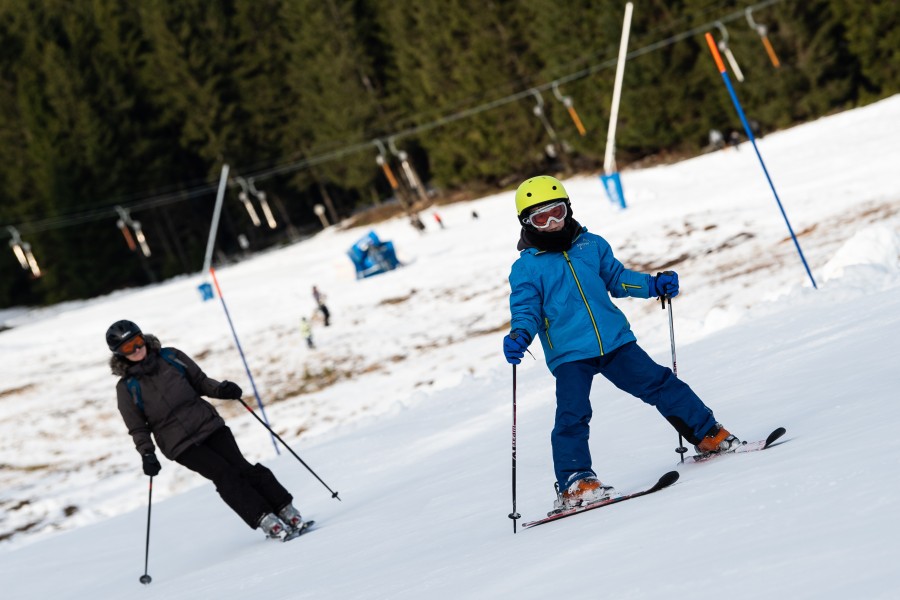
{"left": 139, "top": 477, "right": 153, "bottom": 585}
{"left": 237, "top": 398, "right": 341, "bottom": 501}
{"left": 662, "top": 296, "right": 689, "bottom": 462}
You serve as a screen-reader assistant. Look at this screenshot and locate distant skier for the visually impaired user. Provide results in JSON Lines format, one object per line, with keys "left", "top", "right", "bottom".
{"left": 709, "top": 128, "right": 725, "bottom": 151}
{"left": 106, "top": 320, "right": 307, "bottom": 541}
{"left": 312, "top": 285, "right": 331, "bottom": 326}
{"left": 503, "top": 176, "right": 740, "bottom": 514}
{"left": 300, "top": 317, "right": 315, "bottom": 349}
{"left": 410, "top": 214, "right": 426, "bottom": 232}
{"left": 433, "top": 212, "right": 445, "bottom": 229}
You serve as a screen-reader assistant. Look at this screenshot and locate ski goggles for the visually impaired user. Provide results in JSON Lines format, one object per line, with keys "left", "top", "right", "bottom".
{"left": 522, "top": 200, "right": 568, "bottom": 229}
{"left": 117, "top": 334, "right": 145, "bottom": 355}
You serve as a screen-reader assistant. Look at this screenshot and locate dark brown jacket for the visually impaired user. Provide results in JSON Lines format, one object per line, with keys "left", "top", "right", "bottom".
{"left": 112, "top": 335, "right": 229, "bottom": 460}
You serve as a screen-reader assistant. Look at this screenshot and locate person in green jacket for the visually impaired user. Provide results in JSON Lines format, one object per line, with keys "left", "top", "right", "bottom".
{"left": 107, "top": 319, "right": 304, "bottom": 540}
{"left": 300, "top": 317, "right": 315, "bottom": 349}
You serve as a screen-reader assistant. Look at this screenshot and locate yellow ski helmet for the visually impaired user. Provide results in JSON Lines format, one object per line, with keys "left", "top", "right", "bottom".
{"left": 515, "top": 175, "right": 569, "bottom": 215}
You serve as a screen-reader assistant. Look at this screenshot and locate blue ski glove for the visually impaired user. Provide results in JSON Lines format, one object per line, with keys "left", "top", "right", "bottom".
{"left": 652, "top": 271, "right": 680, "bottom": 298}
{"left": 142, "top": 452, "right": 161, "bottom": 477}
{"left": 503, "top": 330, "right": 531, "bottom": 364}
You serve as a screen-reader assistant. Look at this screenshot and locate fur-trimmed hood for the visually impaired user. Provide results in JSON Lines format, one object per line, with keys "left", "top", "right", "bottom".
{"left": 109, "top": 333, "right": 162, "bottom": 377}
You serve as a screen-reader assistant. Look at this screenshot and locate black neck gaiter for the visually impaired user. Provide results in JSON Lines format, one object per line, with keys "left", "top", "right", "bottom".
{"left": 517, "top": 217, "right": 582, "bottom": 252}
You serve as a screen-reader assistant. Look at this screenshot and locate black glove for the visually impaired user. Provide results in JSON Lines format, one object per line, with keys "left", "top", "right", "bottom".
{"left": 142, "top": 452, "right": 161, "bottom": 477}
{"left": 217, "top": 380, "right": 243, "bottom": 400}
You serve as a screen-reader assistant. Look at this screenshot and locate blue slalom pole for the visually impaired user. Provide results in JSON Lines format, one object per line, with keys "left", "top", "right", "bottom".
{"left": 704, "top": 33, "right": 817, "bottom": 289}
{"left": 209, "top": 266, "right": 280, "bottom": 454}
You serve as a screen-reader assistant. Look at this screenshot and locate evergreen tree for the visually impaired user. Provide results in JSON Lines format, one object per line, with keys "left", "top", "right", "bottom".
{"left": 0, "top": 0, "right": 896, "bottom": 305}
{"left": 376, "top": 0, "right": 550, "bottom": 186}
{"left": 830, "top": 0, "right": 900, "bottom": 100}
{"left": 278, "top": 0, "right": 385, "bottom": 217}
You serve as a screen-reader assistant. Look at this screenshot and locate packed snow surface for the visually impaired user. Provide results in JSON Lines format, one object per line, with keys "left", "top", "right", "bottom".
{"left": 1, "top": 95, "right": 899, "bottom": 599}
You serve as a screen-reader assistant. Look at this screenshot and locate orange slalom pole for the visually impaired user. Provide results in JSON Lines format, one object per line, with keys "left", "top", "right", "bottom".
{"left": 703, "top": 32, "right": 817, "bottom": 290}
{"left": 706, "top": 33, "right": 727, "bottom": 74}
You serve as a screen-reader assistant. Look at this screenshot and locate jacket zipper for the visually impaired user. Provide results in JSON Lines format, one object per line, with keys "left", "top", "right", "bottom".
{"left": 563, "top": 251, "right": 605, "bottom": 355}
{"left": 544, "top": 317, "right": 554, "bottom": 349}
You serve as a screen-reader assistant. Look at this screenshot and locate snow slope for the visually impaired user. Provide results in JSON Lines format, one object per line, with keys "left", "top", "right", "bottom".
{"left": 1, "top": 95, "right": 899, "bottom": 599}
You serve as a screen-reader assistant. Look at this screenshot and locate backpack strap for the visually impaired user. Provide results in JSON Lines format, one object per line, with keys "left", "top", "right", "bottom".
{"left": 126, "top": 377, "right": 145, "bottom": 416}
{"left": 160, "top": 348, "right": 187, "bottom": 376}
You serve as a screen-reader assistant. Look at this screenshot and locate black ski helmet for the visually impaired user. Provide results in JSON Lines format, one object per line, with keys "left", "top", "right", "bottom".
{"left": 106, "top": 320, "right": 142, "bottom": 353}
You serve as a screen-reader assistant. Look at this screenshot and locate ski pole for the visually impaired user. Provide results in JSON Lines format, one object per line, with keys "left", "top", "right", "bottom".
{"left": 509, "top": 361, "right": 521, "bottom": 533}
{"left": 139, "top": 477, "right": 153, "bottom": 585}
{"left": 661, "top": 295, "right": 688, "bottom": 462}
{"left": 237, "top": 398, "right": 341, "bottom": 501}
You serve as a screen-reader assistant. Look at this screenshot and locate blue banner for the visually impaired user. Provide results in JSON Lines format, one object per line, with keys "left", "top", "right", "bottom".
{"left": 600, "top": 172, "right": 627, "bottom": 209}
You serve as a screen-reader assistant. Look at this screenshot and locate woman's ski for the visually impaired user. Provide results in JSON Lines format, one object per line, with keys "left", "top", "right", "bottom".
{"left": 282, "top": 520, "right": 316, "bottom": 542}
{"left": 521, "top": 471, "right": 679, "bottom": 530}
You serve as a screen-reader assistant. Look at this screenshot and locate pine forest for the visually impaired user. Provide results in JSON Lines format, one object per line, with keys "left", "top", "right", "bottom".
{"left": 0, "top": 0, "right": 897, "bottom": 305}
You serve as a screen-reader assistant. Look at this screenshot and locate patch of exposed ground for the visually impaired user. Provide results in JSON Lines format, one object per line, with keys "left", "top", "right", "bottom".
{"left": 0, "top": 384, "right": 36, "bottom": 399}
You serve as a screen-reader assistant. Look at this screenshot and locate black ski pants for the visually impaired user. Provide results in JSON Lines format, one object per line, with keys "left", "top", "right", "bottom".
{"left": 175, "top": 426, "right": 292, "bottom": 529}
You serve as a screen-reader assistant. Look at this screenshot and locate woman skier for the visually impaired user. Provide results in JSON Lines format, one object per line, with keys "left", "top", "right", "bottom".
{"left": 107, "top": 319, "right": 307, "bottom": 540}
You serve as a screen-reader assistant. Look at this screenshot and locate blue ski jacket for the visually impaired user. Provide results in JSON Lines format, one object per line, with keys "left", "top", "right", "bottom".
{"left": 509, "top": 227, "right": 655, "bottom": 373}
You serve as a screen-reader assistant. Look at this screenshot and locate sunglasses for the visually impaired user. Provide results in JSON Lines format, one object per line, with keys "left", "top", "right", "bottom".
{"left": 523, "top": 200, "right": 568, "bottom": 229}
{"left": 118, "top": 334, "right": 145, "bottom": 355}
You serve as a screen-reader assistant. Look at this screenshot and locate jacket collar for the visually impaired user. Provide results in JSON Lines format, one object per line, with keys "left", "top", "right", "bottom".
{"left": 109, "top": 334, "right": 162, "bottom": 377}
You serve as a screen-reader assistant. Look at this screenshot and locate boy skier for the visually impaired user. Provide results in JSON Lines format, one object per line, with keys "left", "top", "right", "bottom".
{"left": 503, "top": 175, "right": 739, "bottom": 514}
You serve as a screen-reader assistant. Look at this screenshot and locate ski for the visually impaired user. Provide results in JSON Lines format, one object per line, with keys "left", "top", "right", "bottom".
{"left": 283, "top": 520, "right": 316, "bottom": 542}
{"left": 685, "top": 427, "right": 787, "bottom": 464}
{"left": 521, "top": 471, "right": 679, "bottom": 529}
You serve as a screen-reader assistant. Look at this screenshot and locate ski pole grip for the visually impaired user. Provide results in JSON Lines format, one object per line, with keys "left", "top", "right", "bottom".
{"left": 509, "top": 331, "right": 535, "bottom": 360}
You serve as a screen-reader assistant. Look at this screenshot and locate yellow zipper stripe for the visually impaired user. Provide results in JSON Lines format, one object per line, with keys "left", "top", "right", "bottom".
{"left": 563, "top": 251, "right": 604, "bottom": 355}
{"left": 544, "top": 317, "right": 554, "bottom": 349}
{"left": 621, "top": 283, "right": 641, "bottom": 291}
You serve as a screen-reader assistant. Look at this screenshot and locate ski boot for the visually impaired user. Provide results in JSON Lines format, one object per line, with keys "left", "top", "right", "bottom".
{"left": 278, "top": 503, "right": 315, "bottom": 539}
{"left": 549, "top": 476, "right": 616, "bottom": 516}
{"left": 695, "top": 423, "right": 742, "bottom": 456}
{"left": 257, "top": 512, "right": 291, "bottom": 541}
{"left": 278, "top": 504, "right": 305, "bottom": 531}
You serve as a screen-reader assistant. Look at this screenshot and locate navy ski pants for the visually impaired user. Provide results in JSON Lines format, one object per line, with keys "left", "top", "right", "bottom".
{"left": 551, "top": 341, "right": 717, "bottom": 490}
{"left": 175, "top": 426, "right": 293, "bottom": 529}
